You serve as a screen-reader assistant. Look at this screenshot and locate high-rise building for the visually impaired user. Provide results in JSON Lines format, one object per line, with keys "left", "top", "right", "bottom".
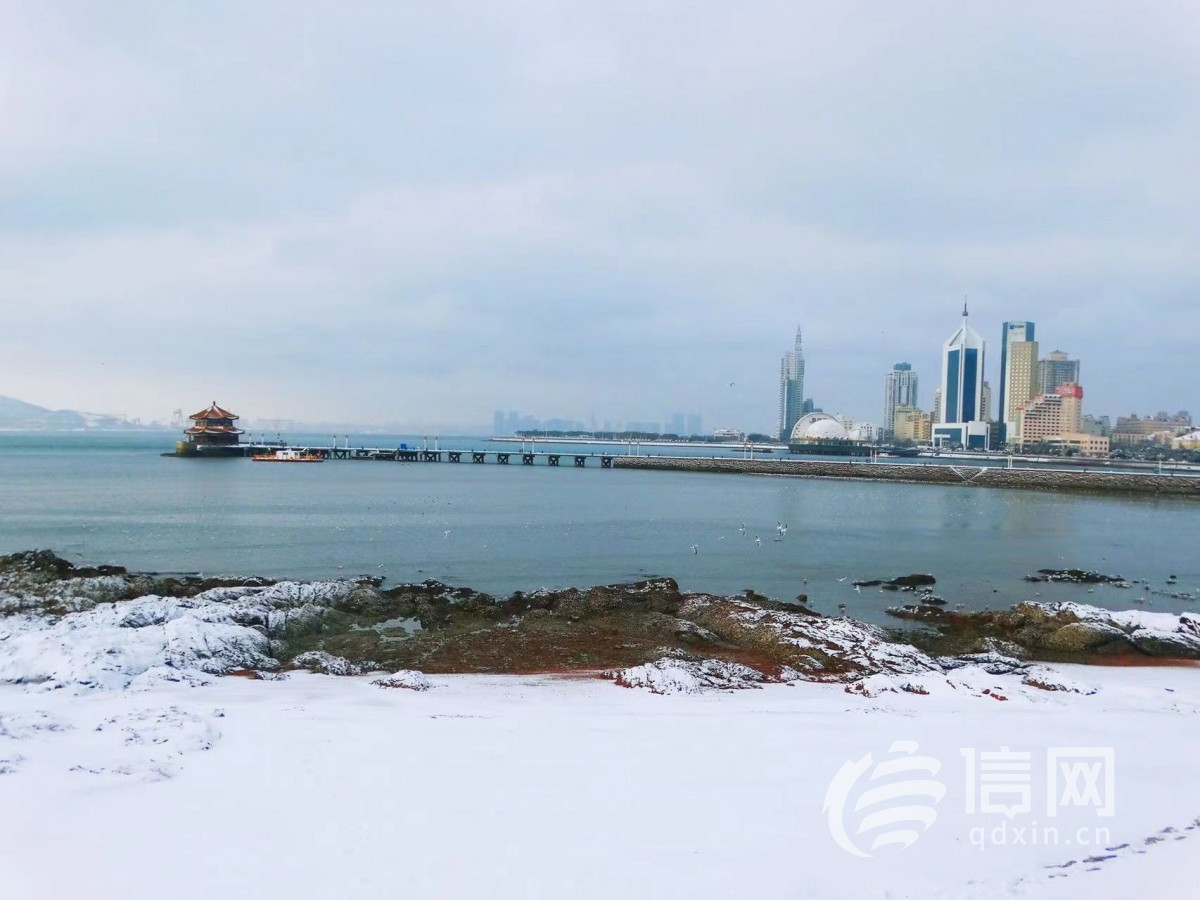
{"left": 997, "top": 321, "right": 1038, "bottom": 444}
{"left": 1038, "top": 351, "right": 1081, "bottom": 395}
{"left": 882, "top": 363, "right": 918, "bottom": 440}
{"left": 1018, "top": 383, "right": 1084, "bottom": 447}
{"left": 893, "top": 405, "right": 933, "bottom": 443}
{"left": 777, "top": 326, "right": 806, "bottom": 442}
{"left": 981, "top": 381, "right": 993, "bottom": 423}
{"left": 932, "top": 303, "right": 990, "bottom": 449}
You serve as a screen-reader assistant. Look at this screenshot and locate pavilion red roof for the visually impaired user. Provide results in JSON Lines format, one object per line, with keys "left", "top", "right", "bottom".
{"left": 190, "top": 402, "right": 239, "bottom": 421}
{"left": 185, "top": 424, "right": 244, "bottom": 435}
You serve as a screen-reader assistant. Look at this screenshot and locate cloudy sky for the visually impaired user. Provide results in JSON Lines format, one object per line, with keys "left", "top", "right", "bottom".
{"left": 2, "top": 1, "right": 1197, "bottom": 432}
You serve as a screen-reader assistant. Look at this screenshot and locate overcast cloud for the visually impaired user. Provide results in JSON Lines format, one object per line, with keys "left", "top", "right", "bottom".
{"left": 2, "top": 1, "right": 1197, "bottom": 432}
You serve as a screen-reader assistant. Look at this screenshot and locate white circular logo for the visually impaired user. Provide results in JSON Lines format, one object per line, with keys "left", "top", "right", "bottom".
{"left": 823, "top": 739, "right": 946, "bottom": 857}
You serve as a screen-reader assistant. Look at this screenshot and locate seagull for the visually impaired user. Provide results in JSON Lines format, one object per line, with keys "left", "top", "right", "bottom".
{"left": 777, "top": 522, "right": 788, "bottom": 536}
{"left": 443, "top": 530, "right": 452, "bottom": 538}
{"left": 754, "top": 536, "right": 762, "bottom": 547}
{"left": 738, "top": 523, "right": 747, "bottom": 535}
{"left": 854, "top": 585, "right": 862, "bottom": 593}
{"left": 689, "top": 544, "right": 699, "bottom": 555}
{"left": 837, "top": 577, "right": 847, "bottom": 582}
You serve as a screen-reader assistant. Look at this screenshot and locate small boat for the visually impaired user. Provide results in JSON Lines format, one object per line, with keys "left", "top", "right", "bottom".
{"left": 251, "top": 448, "right": 323, "bottom": 463}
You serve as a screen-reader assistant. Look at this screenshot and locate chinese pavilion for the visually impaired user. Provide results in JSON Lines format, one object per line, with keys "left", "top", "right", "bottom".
{"left": 176, "top": 402, "right": 244, "bottom": 455}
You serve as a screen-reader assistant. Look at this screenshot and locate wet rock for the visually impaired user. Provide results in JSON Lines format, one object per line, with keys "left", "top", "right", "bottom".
{"left": 1042, "top": 622, "right": 1136, "bottom": 655}
{"left": 890, "top": 574, "right": 937, "bottom": 587}
{"left": 1026, "top": 569, "right": 1130, "bottom": 587}
{"left": 858, "top": 574, "right": 937, "bottom": 589}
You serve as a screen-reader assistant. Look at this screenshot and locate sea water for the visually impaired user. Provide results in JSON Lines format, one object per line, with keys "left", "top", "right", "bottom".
{"left": 0, "top": 432, "right": 1196, "bottom": 625}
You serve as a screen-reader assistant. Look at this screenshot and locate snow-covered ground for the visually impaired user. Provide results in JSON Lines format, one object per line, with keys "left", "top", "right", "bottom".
{"left": 2, "top": 664, "right": 1198, "bottom": 899}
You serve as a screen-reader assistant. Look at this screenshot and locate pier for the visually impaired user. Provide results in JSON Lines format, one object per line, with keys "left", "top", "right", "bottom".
{"left": 179, "top": 442, "right": 616, "bottom": 468}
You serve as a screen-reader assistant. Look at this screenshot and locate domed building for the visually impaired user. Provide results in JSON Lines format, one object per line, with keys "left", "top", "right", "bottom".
{"left": 788, "top": 412, "right": 872, "bottom": 457}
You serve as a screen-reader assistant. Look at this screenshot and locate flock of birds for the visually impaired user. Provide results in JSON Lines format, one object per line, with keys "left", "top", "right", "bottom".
{"left": 690, "top": 521, "right": 788, "bottom": 557}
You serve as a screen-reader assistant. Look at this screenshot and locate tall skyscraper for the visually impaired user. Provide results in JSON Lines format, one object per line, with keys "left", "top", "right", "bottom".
{"left": 997, "top": 321, "right": 1038, "bottom": 443}
{"left": 777, "top": 326, "right": 806, "bottom": 441}
{"left": 932, "top": 302, "right": 990, "bottom": 449}
{"left": 1038, "top": 350, "right": 1081, "bottom": 395}
{"left": 882, "top": 363, "right": 918, "bottom": 439}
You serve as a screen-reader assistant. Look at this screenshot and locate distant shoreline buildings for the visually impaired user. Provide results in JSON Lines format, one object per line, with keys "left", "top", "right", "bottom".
{"left": 875, "top": 306, "right": 1126, "bottom": 455}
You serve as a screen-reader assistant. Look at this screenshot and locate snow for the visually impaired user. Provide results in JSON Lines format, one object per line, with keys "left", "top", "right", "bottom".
{"left": 372, "top": 669, "right": 433, "bottom": 691}
{"left": 610, "top": 657, "right": 768, "bottom": 693}
{"left": 3, "top": 665, "right": 1200, "bottom": 899}
{"left": 0, "top": 580, "right": 358, "bottom": 688}
{"left": 4, "top": 577, "right": 1200, "bottom": 898}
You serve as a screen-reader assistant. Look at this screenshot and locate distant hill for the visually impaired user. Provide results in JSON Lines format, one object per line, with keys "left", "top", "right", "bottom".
{"left": 0, "top": 396, "right": 151, "bottom": 431}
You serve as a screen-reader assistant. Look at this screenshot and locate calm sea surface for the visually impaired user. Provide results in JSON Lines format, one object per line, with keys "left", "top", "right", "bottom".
{"left": 1, "top": 432, "right": 1197, "bottom": 625}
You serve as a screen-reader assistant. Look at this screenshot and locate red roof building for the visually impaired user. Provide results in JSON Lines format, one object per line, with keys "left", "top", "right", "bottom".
{"left": 182, "top": 402, "right": 244, "bottom": 446}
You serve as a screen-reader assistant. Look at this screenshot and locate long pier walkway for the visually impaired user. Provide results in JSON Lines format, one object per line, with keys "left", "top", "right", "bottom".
{"left": 214, "top": 443, "right": 618, "bottom": 468}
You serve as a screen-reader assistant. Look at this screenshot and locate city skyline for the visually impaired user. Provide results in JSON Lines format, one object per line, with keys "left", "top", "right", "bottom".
{"left": 2, "top": 4, "right": 1196, "bottom": 433}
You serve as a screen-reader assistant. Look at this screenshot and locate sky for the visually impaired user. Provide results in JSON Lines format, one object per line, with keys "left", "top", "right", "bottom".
{"left": 2, "top": 1, "right": 1198, "bottom": 433}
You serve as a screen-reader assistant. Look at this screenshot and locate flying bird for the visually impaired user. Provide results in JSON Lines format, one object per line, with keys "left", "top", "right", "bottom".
{"left": 754, "top": 536, "right": 762, "bottom": 547}
{"left": 689, "top": 544, "right": 699, "bottom": 555}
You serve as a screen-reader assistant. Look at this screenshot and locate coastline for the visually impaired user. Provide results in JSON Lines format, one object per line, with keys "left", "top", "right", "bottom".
{"left": 612, "top": 454, "right": 1200, "bottom": 498}
{"left": 4, "top": 552, "right": 1200, "bottom": 899}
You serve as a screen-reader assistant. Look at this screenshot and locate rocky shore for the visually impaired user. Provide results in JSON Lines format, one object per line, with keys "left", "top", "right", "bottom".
{"left": 612, "top": 455, "right": 1200, "bottom": 498}
{"left": 2, "top": 551, "right": 1197, "bottom": 695}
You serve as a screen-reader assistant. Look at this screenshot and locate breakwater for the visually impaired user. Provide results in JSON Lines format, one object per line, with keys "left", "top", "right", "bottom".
{"left": 612, "top": 455, "right": 1200, "bottom": 498}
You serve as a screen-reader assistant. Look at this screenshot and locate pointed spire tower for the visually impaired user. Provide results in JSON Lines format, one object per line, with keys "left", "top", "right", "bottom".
{"left": 934, "top": 300, "right": 989, "bottom": 449}
{"left": 940, "top": 301, "right": 984, "bottom": 424}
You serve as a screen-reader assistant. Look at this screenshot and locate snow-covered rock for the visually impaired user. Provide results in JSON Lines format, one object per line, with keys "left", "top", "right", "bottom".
{"left": 0, "top": 580, "right": 360, "bottom": 689}
{"left": 290, "top": 651, "right": 366, "bottom": 676}
{"left": 683, "top": 594, "right": 944, "bottom": 678}
{"left": 610, "top": 658, "right": 767, "bottom": 694}
{"left": 372, "top": 670, "right": 432, "bottom": 691}
{"left": 1046, "top": 603, "right": 1200, "bottom": 658}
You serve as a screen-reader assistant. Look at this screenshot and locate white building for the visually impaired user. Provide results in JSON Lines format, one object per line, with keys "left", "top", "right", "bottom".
{"left": 933, "top": 303, "right": 990, "bottom": 450}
